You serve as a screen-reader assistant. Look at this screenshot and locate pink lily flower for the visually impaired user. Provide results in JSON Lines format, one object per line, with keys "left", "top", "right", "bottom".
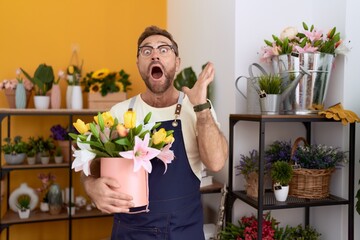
{"left": 157, "top": 143, "right": 175, "bottom": 174}
{"left": 304, "top": 29, "right": 323, "bottom": 42}
{"left": 260, "top": 43, "right": 280, "bottom": 63}
{"left": 294, "top": 43, "right": 318, "bottom": 53}
{"left": 119, "top": 133, "right": 160, "bottom": 173}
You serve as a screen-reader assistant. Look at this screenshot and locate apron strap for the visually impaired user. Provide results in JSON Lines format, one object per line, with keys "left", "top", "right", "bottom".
{"left": 127, "top": 92, "right": 185, "bottom": 116}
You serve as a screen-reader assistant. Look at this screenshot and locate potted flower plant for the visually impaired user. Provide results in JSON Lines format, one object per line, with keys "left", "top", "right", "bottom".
{"left": 16, "top": 194, "right": 31, "bottom": 219}
{"left": 36, "top": 172, "right": 56, "bottom": 212}
{"left": 20, "top": 63, "right": 55, "bottom": 109}
{"left": 221, "top": 212, "right": 287, "bottom": 240}
{"left": 1, "top": 136, "right": 28, "bottom": 165}
{"left": 70, "top": 111, "right": 175, "bottom": 210}
{"left": 50, "top": 124, "right": 71, "bottom": 162}
{"left": 235, "top": 149, "right": 271, "bottom": 198}
{"left": 267, "top": 137, "right": 347, "bottom": 199}
{"left": 0, "top": 74, "right": 33, "bottom": 108}
{"left": 83, "top": 68, "right": 131, "bottom": 109}
{"left": 265, "top": 139, "right": 292, "bottom": 164}
{"left": 270, "top": 161, "right": 293, "bottom": 201}
{"left": 260, "top": 22, "right": 350, "bottom": 114}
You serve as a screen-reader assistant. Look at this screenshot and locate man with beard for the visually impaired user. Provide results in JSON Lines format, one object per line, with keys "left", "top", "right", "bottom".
{"left": 82, "top": 25, "right": 228, "bottom": 239}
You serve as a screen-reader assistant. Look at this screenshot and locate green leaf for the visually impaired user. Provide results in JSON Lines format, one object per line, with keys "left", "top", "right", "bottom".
{"left": 264, "top": 39, "right": 273, "bottom": 47}
{"left": 302, "top": 22, "right": 309, "bottom": 31}
{"left": 89, "top": 123, "right": 100, "bottom": 139}
{"left": 97, "top": 112, "right": 104, "bottom": 131}
{"left": 143, "top": 112, "right": 152, "bottom": 124}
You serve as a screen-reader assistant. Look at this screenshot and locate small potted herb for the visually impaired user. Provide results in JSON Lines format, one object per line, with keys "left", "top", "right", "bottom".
{"left": 54, "top": 146, "right": 63, "bottom": 164}
{"left": 16, "top": 194, "right": 31, "bottom": 219}
{"left": 271, "top": 161, "right": 293, "bottom": 201}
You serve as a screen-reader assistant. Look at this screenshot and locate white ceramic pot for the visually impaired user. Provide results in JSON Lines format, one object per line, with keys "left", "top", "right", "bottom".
{"left": 18, "top": 209, "right": 30, "bottom": 219}
{"left": 273, "top": 185, "right": 289, "bottom": 202}
{"left": 4, "top": 153, "right": 26, "bottom": 165}
{"left": 40, "top": 202, "right": 49, "bottom": 212}
{"left": 26, "top": 156, "right": 36, "bottom": 165}
{"left": 54, "top": 156, "right": 63, "bottom": 164}
{"left": 71, "top": 85, "right": 83, "bottom": 110}
{"left": 40, "top": 157, "right": 50, "bottom": 164}
{"left": 34, "top": 96, "right": 50, "bottom": 109}
{"left": 67, "top": 206, "right": 76, "bottom": 216}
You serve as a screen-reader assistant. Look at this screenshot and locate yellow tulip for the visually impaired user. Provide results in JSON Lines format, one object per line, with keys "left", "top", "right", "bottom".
{"left": 164, "top": 134, "right": 174, "bottom": 144}
{"left": 73, "top": 119, "right": 89, "bottom": 134}
{"left": 94, "top": 112, "right": 114, "bottom": 128}
{"left": 124, "top": 110, "right": 136, "bottom": 129}
{"left": 152, "top": 128, "right": 167, "bottom": 145}
{"left": 68, "top": 65, "right": 74, "bottom": 74}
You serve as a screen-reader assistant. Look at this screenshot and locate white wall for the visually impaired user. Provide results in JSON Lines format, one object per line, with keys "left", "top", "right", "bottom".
{"left": 168, "top": 0, "right": 360, "bottom": 239}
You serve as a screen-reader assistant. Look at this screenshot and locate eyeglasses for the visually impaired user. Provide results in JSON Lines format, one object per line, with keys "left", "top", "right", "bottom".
{"left": 138, "top": 44, "right": 175, "bottom": 57}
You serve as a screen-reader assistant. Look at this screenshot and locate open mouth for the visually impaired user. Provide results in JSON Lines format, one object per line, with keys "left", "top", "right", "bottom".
{"left": 151, "top": 66, "right": 164, "bottom": 79}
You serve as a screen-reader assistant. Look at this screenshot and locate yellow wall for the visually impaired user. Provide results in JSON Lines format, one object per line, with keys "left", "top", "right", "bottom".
{"left": 0, "top": 0, "right": 166, "bottom": 239}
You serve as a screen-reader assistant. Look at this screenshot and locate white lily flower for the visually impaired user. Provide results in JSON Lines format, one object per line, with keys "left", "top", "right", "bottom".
{"left": 71, "top": 135, "right": 96, "bottom": 176}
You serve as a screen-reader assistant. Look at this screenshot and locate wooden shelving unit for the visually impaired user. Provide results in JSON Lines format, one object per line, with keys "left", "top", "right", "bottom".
{"left": 0, "top": 108, "right": 224, "bottom": 239}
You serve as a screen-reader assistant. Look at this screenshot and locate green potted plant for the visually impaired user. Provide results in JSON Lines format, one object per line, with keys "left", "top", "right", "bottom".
{"left": 26, "top": 148, "right": 37, "bottom": 165}
{"left": 235, "top": 149, "right": 271, "bottom": 198}
{"left": 286, "top": 224, "right": 321, "bottom": 240}
{"left": 258, "top": 74, "right": 283, "bottom": 114}
{"left": 20, "top": 63, "right": 55, "bottom": 109}
{"left": 16, "top": 194, "right": 31, "bottom": 219}
{"left": 28, "top": 136, "right": 55, "bottom": 164}
{"left": 54, "top": 146, "right": 63, "bottom": 164}
{"left": 258, "top": 74, "right": 283, "bottom": 95}
{"left": 271, "top": 160, "right": 293, "bottom": 201}
{"left": 1, "top": 136, "right": 28, "bottom": 165}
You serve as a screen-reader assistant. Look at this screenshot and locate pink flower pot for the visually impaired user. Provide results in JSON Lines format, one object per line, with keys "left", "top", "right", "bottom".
{"left": 100, "top": 157, "right": 149, "bottom": 211}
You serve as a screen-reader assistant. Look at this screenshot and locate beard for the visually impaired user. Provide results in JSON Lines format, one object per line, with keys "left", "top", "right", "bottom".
{"left": 141, "top": 62, "right": 176, "bottom": 94}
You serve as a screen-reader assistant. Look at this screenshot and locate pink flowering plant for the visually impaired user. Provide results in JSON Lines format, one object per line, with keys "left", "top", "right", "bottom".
{"left": 0, "top": 69, "right": 34, "bottom": 91}
{"left": 260, "top": 22, "right": 350, "bottom": 62}
{"left": 221, "top": 212, "right": 285, "bottom": 240}
{"left": 36, "top": 172, "right": 56, "bottom": 203}
{"left": 70, "top": 111, "right": 175, "bottom": 176}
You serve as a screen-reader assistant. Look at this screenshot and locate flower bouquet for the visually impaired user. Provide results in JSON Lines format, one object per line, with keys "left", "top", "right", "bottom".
{"left": 260, "top": 22, "right": 351, "bottom": 113}
{"left": 260, "top": 22, "right": 349, "bottom": 62}
{"left": 70, "top": 110, "right": 175, "bottom": 210}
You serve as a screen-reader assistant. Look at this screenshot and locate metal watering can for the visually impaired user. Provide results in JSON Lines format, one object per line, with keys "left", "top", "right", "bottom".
{"left": 235, "top": 63, "right": 266, "bottom": 114}
{"left": 236, "top": 63, "right": 310, "bottom": 114}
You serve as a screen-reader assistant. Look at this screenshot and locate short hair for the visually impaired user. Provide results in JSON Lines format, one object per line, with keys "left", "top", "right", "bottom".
{"left": 137, "top": 26, "right": 179, "bottom": 57}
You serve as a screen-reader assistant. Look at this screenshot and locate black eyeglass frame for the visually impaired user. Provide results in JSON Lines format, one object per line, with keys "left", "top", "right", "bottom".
{"left": 137, "top": 44, "right": 177, "bottom": 57}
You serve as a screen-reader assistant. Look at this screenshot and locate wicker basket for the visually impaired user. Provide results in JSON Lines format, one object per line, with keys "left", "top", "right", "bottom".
{"left": 288, "top": 137, "right": 334, "bottom": 199}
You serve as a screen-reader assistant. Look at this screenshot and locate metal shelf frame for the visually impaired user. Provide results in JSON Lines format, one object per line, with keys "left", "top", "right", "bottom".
{"left": 226, "top": 114, "right": 355, "bottom": 240}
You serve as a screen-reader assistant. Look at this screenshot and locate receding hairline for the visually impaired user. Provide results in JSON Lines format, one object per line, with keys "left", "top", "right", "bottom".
{"left": 137, "top": 26, "right": 179, "bottom": 56}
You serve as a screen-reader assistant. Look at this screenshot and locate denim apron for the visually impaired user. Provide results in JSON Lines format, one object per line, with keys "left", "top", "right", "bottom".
{"left": 110, "top": 93, "right": 205, "bottom": 240}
